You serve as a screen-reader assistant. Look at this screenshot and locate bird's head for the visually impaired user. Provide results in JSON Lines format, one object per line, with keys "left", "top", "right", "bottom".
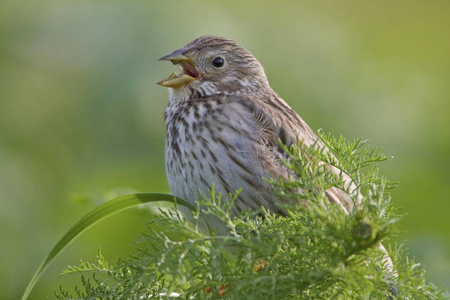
{"left": 158, "top": 36, "right": 269, "bottom": 97}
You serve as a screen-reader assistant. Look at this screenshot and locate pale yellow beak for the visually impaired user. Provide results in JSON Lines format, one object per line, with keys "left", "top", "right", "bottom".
{"left": 157, "top": 49, "right": 199, "bottom": 89}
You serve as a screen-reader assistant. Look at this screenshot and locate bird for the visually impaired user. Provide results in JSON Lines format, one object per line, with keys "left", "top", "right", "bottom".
{"left": 156, "top": 36, "right": 395, "bottom": 286}
{"left": 158, "top": 36, "right": 355, "bottom": 217}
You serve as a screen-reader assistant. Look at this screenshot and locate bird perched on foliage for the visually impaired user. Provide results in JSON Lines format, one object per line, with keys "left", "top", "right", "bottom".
{"left": 157, "top": 36, "right": 395, "bottom": 280}
{"left": 158, "top": 36, "right": 356, "bottom": 216}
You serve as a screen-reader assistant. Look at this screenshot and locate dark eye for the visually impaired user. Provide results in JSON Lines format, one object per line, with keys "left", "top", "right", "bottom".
{"left": 212, "top": 57, "right": 225, "bottom": 68}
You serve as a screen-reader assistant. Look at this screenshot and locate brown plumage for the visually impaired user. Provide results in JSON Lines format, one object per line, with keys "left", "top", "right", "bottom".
{"left": 158, "top": 36, "right": 394, "bottom": 275}
{"left": 159, "top": 36, "right": 354, "bottom": 215}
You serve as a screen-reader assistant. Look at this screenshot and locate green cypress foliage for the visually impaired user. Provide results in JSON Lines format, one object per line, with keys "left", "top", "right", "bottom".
{"left": 54, "top": 133, "right": 447, "bottom": 299}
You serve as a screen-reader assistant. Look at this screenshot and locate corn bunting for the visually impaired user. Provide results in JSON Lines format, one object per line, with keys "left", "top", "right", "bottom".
{"left": 158, "top": 36, "right": 357, "bottom": 215}
{"left": 157, "top": 36, "right": 395, "bottom": 284}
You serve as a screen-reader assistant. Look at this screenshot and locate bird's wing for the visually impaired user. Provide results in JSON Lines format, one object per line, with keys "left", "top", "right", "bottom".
{"left": 222, "top": 94, "right": 393, "bottom": 274}
{"left": 227, "top": 94, "right": 357, "bottom": 214}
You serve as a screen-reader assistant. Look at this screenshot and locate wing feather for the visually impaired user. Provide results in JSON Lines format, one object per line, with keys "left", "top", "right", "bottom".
{"left": 229, "top": 94, "right": 356, "bottom": 214}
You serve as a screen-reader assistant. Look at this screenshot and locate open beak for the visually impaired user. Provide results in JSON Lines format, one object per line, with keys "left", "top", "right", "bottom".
{"left": 157, "top": 48, "right": 200, "bottom": 89}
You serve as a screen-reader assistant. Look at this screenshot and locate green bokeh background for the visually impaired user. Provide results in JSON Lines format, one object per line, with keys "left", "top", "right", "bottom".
{"left": 1, "top": 1, "right": 449, "bottom": 298}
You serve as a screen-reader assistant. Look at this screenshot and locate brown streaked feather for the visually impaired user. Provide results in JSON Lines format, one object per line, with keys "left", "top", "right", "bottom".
{"left": 227, "top": 94, "right": 356, "bottom": 214}
{"left": 162, "top": 36, "right": 393, "bottom": 274}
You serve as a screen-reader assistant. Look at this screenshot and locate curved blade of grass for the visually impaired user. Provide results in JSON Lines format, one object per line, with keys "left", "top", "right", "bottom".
{"left": 22, "top": 193, "right": 195, "bottom": 300}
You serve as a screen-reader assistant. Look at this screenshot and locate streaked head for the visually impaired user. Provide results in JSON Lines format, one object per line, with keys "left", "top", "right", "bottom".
{"left": 158, "top": 36, "right": 268, "bottom": 96}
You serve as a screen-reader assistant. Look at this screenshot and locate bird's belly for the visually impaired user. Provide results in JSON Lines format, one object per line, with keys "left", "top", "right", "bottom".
{"left": 165, "top": 133, "right": 271, "bottom": 214}
{"left": 165, "top": 139, "right": 238, "bottom": 204}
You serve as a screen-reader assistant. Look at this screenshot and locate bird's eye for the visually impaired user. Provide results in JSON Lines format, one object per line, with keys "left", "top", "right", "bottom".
{"left": 212, "top": 57, "right": 225, "bottom": 68}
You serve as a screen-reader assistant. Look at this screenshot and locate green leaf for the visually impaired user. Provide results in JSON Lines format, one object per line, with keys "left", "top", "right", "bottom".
{"left": 21, "top": 193, "right": 195, "bottom": 300}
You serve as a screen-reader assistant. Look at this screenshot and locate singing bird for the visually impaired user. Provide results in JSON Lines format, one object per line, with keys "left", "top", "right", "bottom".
{"left": 157, "top": 36, "right": 395, "bottom": 283}
{"left": 158, "top": 36, "right": 356, "bottom": 216}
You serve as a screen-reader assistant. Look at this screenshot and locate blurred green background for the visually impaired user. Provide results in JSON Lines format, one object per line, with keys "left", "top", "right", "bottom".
{"left": 1, "top": 1, "right": 449, "bottom": 298}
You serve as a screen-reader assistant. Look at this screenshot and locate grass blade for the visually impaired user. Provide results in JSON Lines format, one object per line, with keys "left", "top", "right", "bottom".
{"left": 22, "top": 193, "right": 195, "bottom": 300}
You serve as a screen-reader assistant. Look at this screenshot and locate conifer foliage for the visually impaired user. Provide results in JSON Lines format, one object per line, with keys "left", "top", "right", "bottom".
{"left": 55, "top": 133, "right": 447, "bottom": 299}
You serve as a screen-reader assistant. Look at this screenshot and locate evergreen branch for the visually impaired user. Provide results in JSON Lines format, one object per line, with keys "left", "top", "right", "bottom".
{"left": 43, "top": 134, "right": 447, "bottom": 299}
